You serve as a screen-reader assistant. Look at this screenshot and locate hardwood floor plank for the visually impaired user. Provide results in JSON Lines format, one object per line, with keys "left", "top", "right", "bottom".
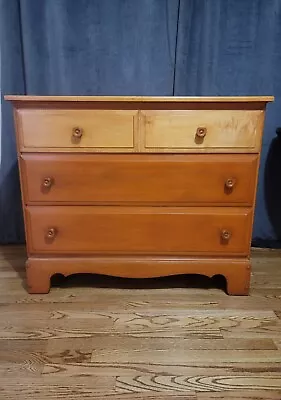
{"left": 108, "top": 311, "right": 279, "bottom": 338}
{"left": 0, "top": 307, "right": 273, "bottom": 321}
{"left": 52, "top": 309, "right": 276, "bottom": 318}
{"left": 115, "top": 375, "right": 281, "bottom": 393}
{"left": 0, "top": 326, "right": 223, "bottom": 340}
{"left": 0, "top": 339, "right": 46, "bottom": 351}
{"left": 0, "top": 363, "right": 43, "bottom": 377}
{"left": 1, "top": 294, "right": 281, "bottom": 311}
{"left": 0, "top": 318, "right": 113, "bottom": 340}
{"left": 198, "top": 389, "right": 281, "bottom": 399}
{"left": 90, "top": 349, "right": 281, "bottom": 364}
{"left": 9, "top": 310, "right": 274, "bottom": 339}
{"left": 0, "top": 346, "right": 46, "bottom": 364}
{"left": 250, "top": 276, "right": 281, "bottom": 288}
{"left": 42, "top": 361, "right": 281, "bottom": 378}
{"left": 45, "top": 337, "right": 277, "bottom": 356}
{"left": 0, "top": 289, "right": 226, "bottom": 306}
{"left": 5, "top": 309, "right": 276, "bottom": 341}
{"left": 44, "top": 337, "right": 98, "bottom": 363}
{"left": 0, "top": 377, "right": 115, "bottom": 399}
{"left": 249, "top": 288, "right": 281, "bottom": 299}
{"left": 221, "top": 318, "right": 281, "bottom": 339}
{"left": 0, "top": 339, "right": 46, "bottom": 377}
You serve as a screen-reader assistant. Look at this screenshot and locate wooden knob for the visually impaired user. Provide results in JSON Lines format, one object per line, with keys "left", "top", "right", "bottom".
{"left": 196, "top": 127, "right": 207, "bottom": 138}
{"left": 72, "top": 127, "right": 83, "bottom": 139}
{"left": 43, "top": 177, "right": 53, "bottom": 188}
{"left": 225, "top": 178, "right": 236, "bottom": 189}
{"left": 46, "top": 228, "right": 57, "bottom": 240}
{"left": 221, "top": 229, "right": 232, "bottom": 241}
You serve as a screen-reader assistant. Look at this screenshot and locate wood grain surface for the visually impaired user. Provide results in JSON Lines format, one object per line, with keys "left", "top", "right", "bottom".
{"left": 140, "top": 109, "right": 264, "bottom": 153}
{"left": 9, "top": 96, "right": 270, "bottom": 298}
{"left": 17, "top": 108, "right": 137, "bottom": 152}
{"left": 25, "top": 256, "right": 251, "bottom": 295}
{"left": 21, "top": 153, "right": 258, "bottom": 206}
{"left": 0, "top": 245, "right": 281, "bottom": 399}
{"left": 5, "top": 94, "right": 274, "bottom": 102}
{"left": 25, "top": 206, "right": 253, "bottom": 255}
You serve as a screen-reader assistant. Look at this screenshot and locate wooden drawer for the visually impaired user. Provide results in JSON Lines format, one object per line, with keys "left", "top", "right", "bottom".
{"left": 21, "top": 154, "right": 258, "bottom": 206}
{"left": 26, "top": 206, "right": 252, "bottom": 255}
{"left": 141, "top": 110, "right": 264, "bottom": 153}
{"left": 16, "top": 109, "right": 137, "bottom": 151}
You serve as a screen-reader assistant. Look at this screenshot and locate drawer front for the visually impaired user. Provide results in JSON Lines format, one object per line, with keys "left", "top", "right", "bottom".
{"left": 141, "top": 110, "right": 264, "bottom": 152}
{"left": 21, "top": 154, "right": 258, "bottom": 206}
{"left": 26, "top": 206, "right": 252, "bottom": 255}
{"left": 16, "top": 109, "right": 137, "bottom": 151}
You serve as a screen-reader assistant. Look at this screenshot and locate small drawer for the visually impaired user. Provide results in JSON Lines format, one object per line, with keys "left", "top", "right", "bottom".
{"left": 26, "top": 206, "right": 252, "bottom": 256}
{"left": 16, "top": 109, "right": 137, "bottom": 151}
{"left": 21, "top": 154, "right": 258, "bottom": 206}
{"left": 141, "top": 110, "right": 264, "bottom": 153}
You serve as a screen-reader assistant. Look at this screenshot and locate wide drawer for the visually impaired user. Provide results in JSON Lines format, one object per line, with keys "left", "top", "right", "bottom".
{"left": 21, "top": 154, "right": 258, "bottom": 206}
{"left": 26, "top": 206, "right": 252, "bottom": 255}
{"left": 141, "top": 110, "right": 264, "bottom": 152}
{"left": 16, "top": 109, "right": 137, "bottom": 151}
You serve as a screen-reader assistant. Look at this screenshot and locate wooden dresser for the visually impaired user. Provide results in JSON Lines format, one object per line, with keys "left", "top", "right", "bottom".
{"left": 6, "top": 95, "right": 273, "bottom": 295}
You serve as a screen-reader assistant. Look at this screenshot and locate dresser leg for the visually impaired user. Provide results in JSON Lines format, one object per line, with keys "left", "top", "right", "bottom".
{"left": 224, "top": 262, "right": 251, "bottom": 295}
{"left": 26, "top": 259, "right": 51, "bottom": 294}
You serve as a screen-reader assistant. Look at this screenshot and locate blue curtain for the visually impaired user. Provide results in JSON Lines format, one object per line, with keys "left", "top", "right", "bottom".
{"left": 0, "top": 0, "right": 26, "bottom": 243}
{"left": 1, "top": 0, "right": 281, "bottom": 245}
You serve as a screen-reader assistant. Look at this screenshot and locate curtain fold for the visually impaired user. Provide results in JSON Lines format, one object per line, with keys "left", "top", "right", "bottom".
{"left": 0, "top": 0, "right": 25, "bottom": 243}
{"left": 1, "top": 0, "right": 281, "bottom": 245}
{"left": 20, "top": 0, "right": 179, "bottom": 95}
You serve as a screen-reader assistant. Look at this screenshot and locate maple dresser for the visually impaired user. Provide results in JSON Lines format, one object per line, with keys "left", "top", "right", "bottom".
{"left": 6, "top": 95, "right": 273, "bottom": 295}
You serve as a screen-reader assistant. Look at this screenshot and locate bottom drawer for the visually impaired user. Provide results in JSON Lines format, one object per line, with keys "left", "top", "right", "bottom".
{"left": 26, "top": 206, "right": 252, "bottom": 256}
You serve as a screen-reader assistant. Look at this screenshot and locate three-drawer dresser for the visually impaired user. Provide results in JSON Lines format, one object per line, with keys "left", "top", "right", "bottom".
{"left": 6, "top": 95, "right": 274, "bottom": 295}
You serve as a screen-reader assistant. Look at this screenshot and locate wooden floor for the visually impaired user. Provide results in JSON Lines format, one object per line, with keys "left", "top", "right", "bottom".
{"left": 0, "top": 246, "right": 281, "bottom": 399}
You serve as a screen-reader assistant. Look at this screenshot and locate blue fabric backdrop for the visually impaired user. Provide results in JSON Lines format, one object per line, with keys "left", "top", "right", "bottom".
{"left": 1, "top": 0, "right": 281, "bottom": 245}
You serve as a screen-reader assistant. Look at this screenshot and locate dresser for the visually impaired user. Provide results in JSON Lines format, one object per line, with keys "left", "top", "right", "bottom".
{"left": 5, "top": 95, "right": 274, "bottom": 295}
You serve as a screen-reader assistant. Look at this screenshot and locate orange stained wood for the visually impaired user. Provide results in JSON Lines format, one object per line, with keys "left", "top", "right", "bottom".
{"left": 25, "top": 206, "right": 252, "bottom": 256}
{"left": 21, "top": 153, "right": 258, "bottom": 206}
{"left": 26, "top": 256, "right": 251, "bottom": 295}
{"left": 5, "top": 94, "right": 274, "bottom": 295}
{"left": 140, "top": 109, "right": 264, "bottom": 153}
{"left": 5, "top": 95, "right": 274, "bottom": 102}
{"left": 16, "top": 108, "right": 137, "bottom": 151}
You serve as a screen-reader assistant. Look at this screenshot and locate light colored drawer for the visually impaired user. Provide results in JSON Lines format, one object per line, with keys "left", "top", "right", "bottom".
{"left": 26, "top": 206, "right": 252, "bottom": 256}
{"left": 16, "top": 109, "right": 137, "bottom": 151}
{"left": 21, "top": 154, "right": 258, "bottom": 206}
{"left": 140, "top": 110, "right": 264, "bottom": 153}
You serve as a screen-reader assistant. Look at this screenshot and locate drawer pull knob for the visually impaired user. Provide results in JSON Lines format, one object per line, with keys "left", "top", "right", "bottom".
{"left": 225, "top": 178, "right": 236, "bottom": 189}
{"left": 46, "top": 228, "right": 57, "bottom": 240}
{"left": 221, "top": 229, "right": 232, "bottom": 241}
{"left": 72, "top": 127, "right": 83, "bottom": 139}
{"left": 196, "top": 127, "right": 207, "bottom": 138}
{"left": 43, "top": 177, "right": 53, "bottom": 188}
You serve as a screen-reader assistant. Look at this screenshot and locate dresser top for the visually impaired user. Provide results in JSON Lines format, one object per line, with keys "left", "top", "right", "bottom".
{"left": 5, "top": 95, "right": 274, "bottom": 103}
